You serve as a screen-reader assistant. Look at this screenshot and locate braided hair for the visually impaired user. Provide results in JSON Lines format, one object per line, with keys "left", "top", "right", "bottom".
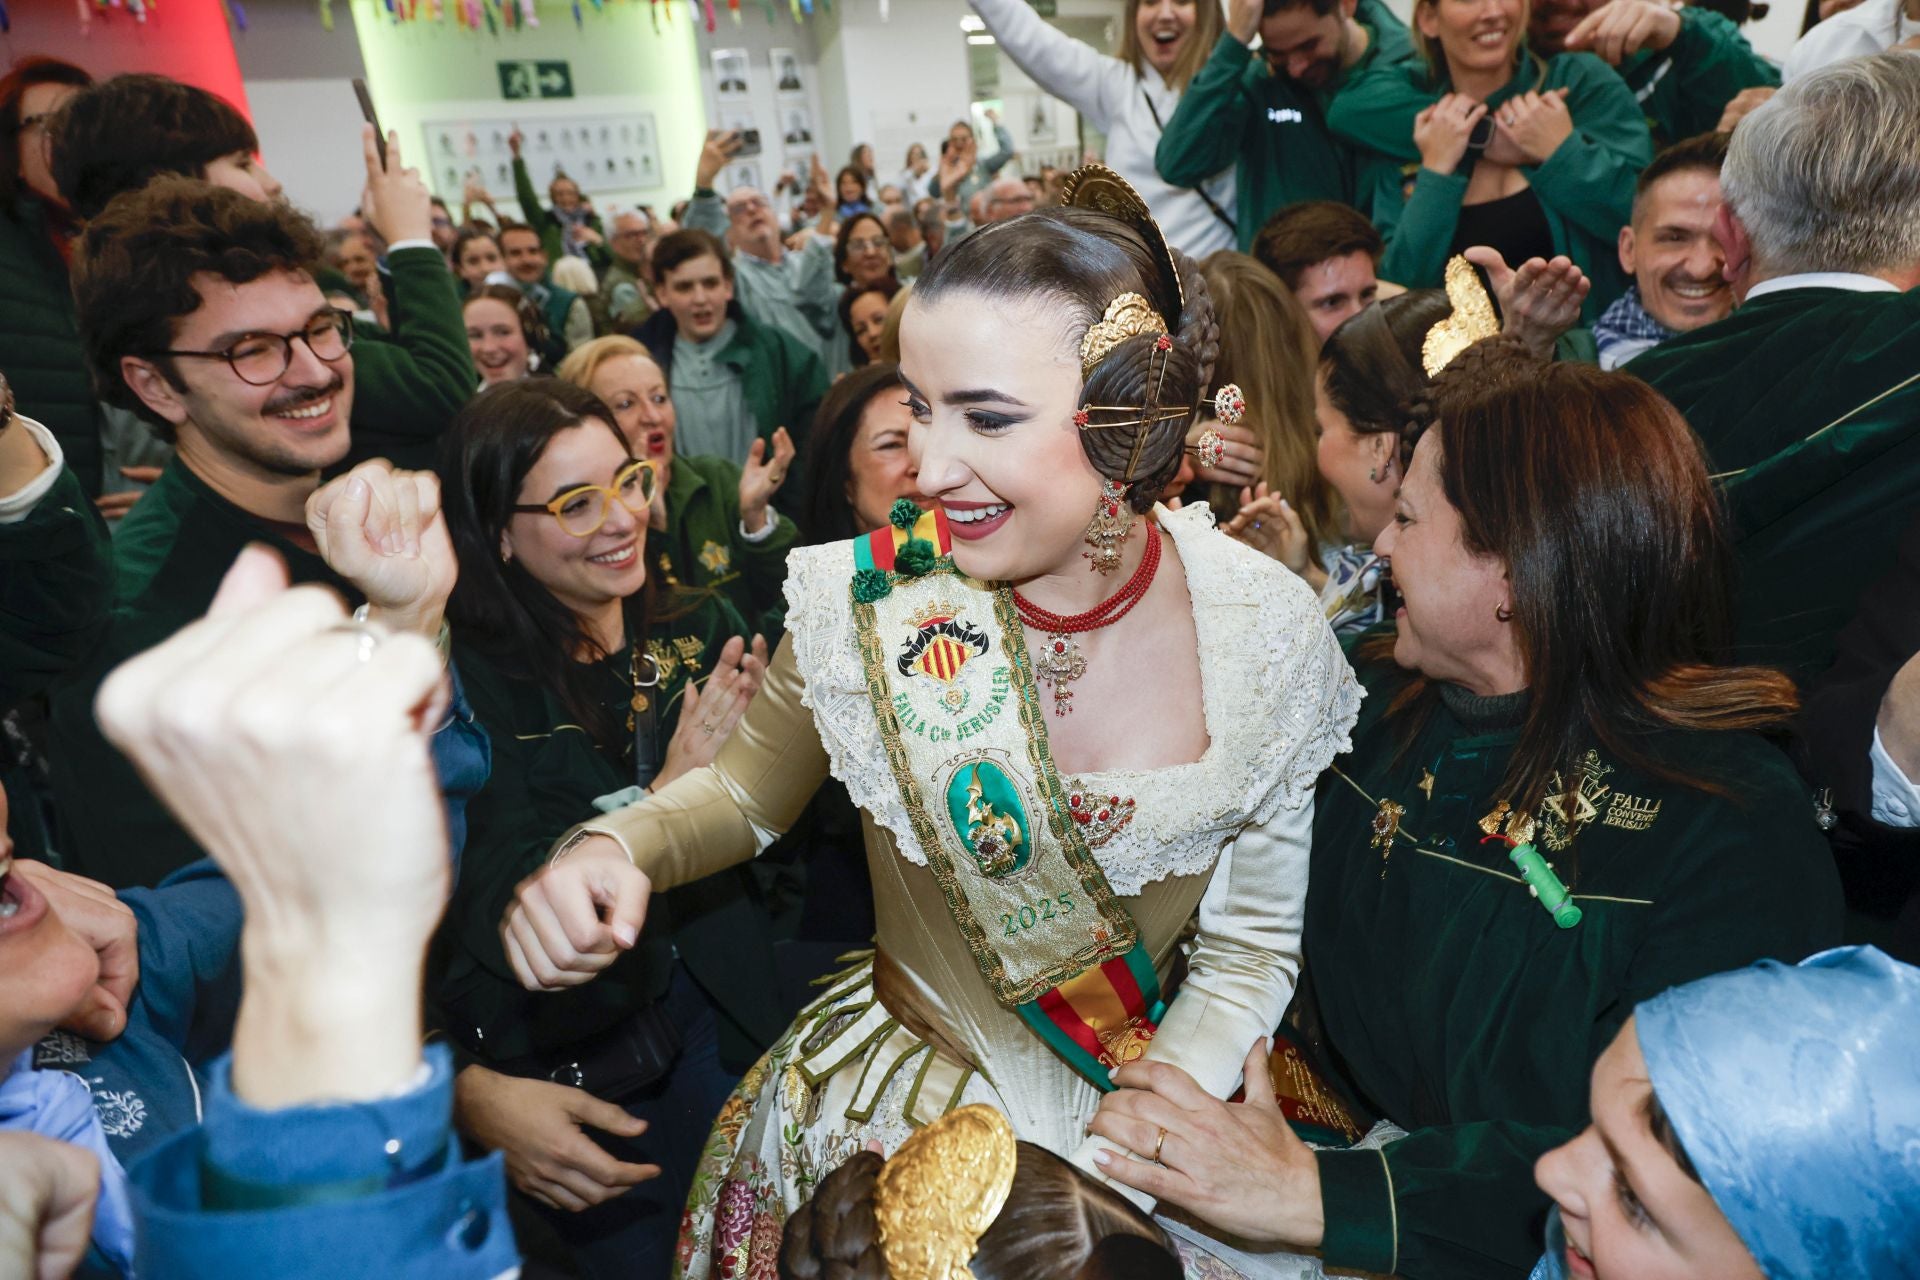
{"left": 780, "top": 1150, "right": 888, "bottom": 1280}
{"left": 778, "top": 1141, "right": 1177, "bottom": 1280}
{"left": 914, "top": 208, "right": 1219, "bottom": 513}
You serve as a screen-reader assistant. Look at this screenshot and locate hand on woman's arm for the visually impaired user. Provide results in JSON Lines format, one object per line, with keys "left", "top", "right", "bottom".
{"left": 1091, "top": 1039, "right": 1325, "bottom": 1246}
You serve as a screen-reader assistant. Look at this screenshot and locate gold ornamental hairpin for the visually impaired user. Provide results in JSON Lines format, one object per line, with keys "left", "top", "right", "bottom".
{"left": 874, "top": 1104, "right": 1017, "bottom": 1280}
{"left": 1420, "top": 256, "right": 1500, "bottom": 378}
{"left": 1080, "top": 292, "right": 1169, "bottom": 376}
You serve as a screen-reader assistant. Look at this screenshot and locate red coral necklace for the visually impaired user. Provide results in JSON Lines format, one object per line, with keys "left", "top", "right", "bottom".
{"left": 1012, "top": 525, "right": 1162, "bottom": 717}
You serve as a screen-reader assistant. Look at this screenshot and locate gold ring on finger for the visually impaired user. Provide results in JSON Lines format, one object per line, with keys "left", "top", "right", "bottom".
{"left": 1151, "top": 1126, "right": 1168, "bottom": 1163}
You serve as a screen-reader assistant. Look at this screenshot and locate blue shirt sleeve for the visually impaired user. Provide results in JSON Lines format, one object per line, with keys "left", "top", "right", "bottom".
{"left": 128, "top": 1044, "right": 517, "bottom": 1280}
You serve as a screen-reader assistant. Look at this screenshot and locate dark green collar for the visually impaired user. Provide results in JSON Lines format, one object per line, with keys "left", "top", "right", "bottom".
{"left": 1439, "top": 683, "right": 1529, "bottom": 731}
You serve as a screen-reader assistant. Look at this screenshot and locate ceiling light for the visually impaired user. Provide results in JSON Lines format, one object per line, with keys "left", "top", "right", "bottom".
{"left": 959, "top": 14, "right": 984, "bottom": 30}
{"left": 967, "top": 33, "right": 997, "bottom": 44}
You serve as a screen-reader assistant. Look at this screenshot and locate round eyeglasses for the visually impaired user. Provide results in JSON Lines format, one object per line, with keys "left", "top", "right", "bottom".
{"left": 514, "top": 458, "right": 660, "bottom": 538}
{"left": 152, "top": 308, "right": 355, "bottom": 387}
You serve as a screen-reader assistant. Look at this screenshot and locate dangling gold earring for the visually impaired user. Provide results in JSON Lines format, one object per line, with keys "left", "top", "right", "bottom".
{"left": 1082, "top": 477, "right": 1134, "bottom": 574}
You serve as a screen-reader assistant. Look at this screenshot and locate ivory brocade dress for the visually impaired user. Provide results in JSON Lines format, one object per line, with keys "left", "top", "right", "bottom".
{"left": 563, "top": 506, "right": 1362, "bottom": 1279}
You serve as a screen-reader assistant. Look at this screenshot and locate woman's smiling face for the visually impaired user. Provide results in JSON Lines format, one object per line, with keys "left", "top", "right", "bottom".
{"left": 898, "top": 289, "right": 1102, "bottom": 584}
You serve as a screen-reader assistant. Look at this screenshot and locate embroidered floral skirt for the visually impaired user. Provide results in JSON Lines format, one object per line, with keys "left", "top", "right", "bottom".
{"left": 673, "top": 953, "right": 998, "bottom": 1280}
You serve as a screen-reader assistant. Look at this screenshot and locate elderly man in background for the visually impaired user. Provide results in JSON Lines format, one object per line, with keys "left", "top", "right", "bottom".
{"left": 1628, "top": 53, "right": 1920, "bottom": 681}
{"left": 600, "top": 208, "right": 657, "bottom": 329}
{"left": 678, "top": 129, "right": 844, "bottom": 372}
{"left": 980, "top": 173, "right": 1037, "bottom": 224}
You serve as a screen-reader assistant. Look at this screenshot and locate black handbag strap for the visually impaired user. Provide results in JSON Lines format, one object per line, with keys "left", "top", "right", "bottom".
{"left": 1141, "top": 88, "right": 1237, "bottom": 236}
{"left": 629, "top": 650, "right": 664, "bottom": 790}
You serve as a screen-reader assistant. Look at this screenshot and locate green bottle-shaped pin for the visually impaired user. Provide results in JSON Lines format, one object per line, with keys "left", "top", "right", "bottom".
{"left": 1509, "top": 842, "right": 1582, "bottom": 929}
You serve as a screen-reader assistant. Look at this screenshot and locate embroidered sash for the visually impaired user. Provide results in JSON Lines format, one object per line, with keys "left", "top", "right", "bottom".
{"left": 851, "top": 509, "right": 1165, "bottom": 1091}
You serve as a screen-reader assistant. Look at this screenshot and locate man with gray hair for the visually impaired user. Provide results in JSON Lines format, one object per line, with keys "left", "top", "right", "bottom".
{"left": 1629, "top": 51, "right": 1920, "bottom": 680}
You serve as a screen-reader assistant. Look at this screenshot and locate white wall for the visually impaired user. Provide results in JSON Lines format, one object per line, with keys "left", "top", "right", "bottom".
{"left": 814, "top": 0, "right": 975, "bottom": 177}
{"left": 234, "top": 0, "right": 374, "bottom": 224}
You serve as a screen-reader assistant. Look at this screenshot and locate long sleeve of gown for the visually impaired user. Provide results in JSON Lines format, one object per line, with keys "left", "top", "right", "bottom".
{"left": 1066, "top": 800, "right": 1313, "bottom": 1180}
{"left": 561, "top": 637, "right": 832, "bottom": 888}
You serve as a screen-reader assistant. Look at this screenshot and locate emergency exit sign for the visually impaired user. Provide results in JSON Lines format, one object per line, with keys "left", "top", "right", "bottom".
{"left": 498, "top": 60, "right": 574, "bottom": 100}
{"left": 1027, "top": 0, "right": 1056, "bottom": 13}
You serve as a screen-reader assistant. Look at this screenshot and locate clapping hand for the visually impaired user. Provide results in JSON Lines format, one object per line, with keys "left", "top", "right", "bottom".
{"left": 1465, "top": 246, "right": 1590, "bottom": 357}
{"left": 307, "top": 458, "right": 457, "bottom": 640}
{"left": 937, "top": 139, "right": 975, "bottom": 195}
{"left": 1221, "top": 484, "right": 1318, "bottom": 583}
{"left": 739, "top": 427, "right": 795, "bottom": 534}
{"left": 658, "top": 633, "right": 770, "bottom": 786}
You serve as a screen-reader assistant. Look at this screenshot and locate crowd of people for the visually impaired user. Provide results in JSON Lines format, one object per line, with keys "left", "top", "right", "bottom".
{"left": 0, "top": 0, "right": 1916, "bottom": 1273}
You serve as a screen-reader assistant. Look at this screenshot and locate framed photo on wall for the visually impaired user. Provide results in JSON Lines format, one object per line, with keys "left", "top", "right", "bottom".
{"left": 712, "top": 48, "right": 751, "bottom": 99}
{"left": 770, "top": 47, "right": 804, "bottom": 94}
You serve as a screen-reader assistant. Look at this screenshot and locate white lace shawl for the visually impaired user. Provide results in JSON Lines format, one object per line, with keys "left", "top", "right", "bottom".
{"left": 782, "top": 504, "right": 1362, "bottom": 895}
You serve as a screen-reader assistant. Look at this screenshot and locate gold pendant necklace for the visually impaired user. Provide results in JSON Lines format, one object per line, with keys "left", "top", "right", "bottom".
{"left": 1032, "top": 634, "right": 1089, "bottom": 717}
{"left": 626, "top": 641, "right": 655, "bottom": 731}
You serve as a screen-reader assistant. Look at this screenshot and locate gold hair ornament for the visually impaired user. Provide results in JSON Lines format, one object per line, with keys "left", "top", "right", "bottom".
{"left": 1420, "top": 256, "right": 1501, "bottom": 378}
{"left": 1079, "top": 293, "right": 1168, "bottom": 376}
{"left": 874, "top": 1104, "right": 1018, "bottom": 1280}
{"left": 1076, "top": 334, "right": 1185, "bottom": 482}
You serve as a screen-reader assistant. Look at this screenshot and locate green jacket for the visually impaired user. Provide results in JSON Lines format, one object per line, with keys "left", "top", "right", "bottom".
{"left": 0, "top": 454, "right": 112, "bottom": 712}
{"left": 1304, "top": 666, "right": 1842, "bottom": 1278}
{"left": 1332, "top": 53, "right": 1651, "bottom": 319}
{"left": 2, "top": 196, "right": 101, "bottom": 493}
{"left": 48, "top": 459, "right": 350, "bottom": 888}
{"left": 431, "top": 592, "right": 786, "bottom": 1069}
{"left": 511, "top": 156, "right": 608, "bottom": 275}
{"left": 658, "top": 452, "right": 798, "bottom": 638}
{"left": 1627, "top": 286, "right": 1920, "bottom": 679}
{"left": 340, "top": 245, "right": 478, "bottom": 473}
{"left": 635, "top": 302, "right": 829, "bottom": 462}
{"left": 1155, "top": 0, "right": 1414, "bottom": 251}
{"left": 1609, "top": 7, "right": 1777, "bottom": 147}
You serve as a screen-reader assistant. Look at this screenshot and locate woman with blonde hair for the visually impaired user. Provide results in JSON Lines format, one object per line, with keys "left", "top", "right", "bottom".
{"left": 1328, "top": 0, "right": 1650, "bottom": 317}
{"left": 557, "top": 335, "right": 797, "bottom": 635}
{"left": 964, "top": 0, "right": 1234, "bottom": 256}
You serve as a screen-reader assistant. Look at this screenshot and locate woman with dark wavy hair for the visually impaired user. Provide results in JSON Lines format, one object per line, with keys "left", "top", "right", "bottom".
{"left": 427, "top": 380, "right": 778, "bottom": 1278}
{"left": 1092, "top": 339, "right": 1844, "bottom": 1280}
{"left": 496, "top": 169, "right": 1360, "bottom": 1276}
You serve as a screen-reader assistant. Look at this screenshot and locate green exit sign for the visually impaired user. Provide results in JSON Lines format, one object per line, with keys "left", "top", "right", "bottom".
{"left": 1026, "top": 0, "right": 1056, "bottom": 12}
{"left": 498, "top": 60, "right": 574, "bottom": 100}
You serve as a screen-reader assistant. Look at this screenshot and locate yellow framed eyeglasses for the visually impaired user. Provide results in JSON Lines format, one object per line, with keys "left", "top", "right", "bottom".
{"left": 514, "top": 458, "right": 659, "bottom": 538}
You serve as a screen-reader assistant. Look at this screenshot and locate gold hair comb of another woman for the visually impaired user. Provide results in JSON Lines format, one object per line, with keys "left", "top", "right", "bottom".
{"left": 874, "top": 1104, "right": 1018, "bottom": 1280}
{"left": 1420, "top": 256, "right": 1501, "bottom": 378}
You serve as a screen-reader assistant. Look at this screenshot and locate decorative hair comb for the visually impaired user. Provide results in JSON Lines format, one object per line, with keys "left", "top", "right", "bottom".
{"left": 874, "top": 1104, "right": 1018, "bottom": 1280}
{"left": 1420, "top": 256, "right": 1501, "bottom": 378}
{"left": 1079, "top": 292, "right": 1169, "bottom": 376}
